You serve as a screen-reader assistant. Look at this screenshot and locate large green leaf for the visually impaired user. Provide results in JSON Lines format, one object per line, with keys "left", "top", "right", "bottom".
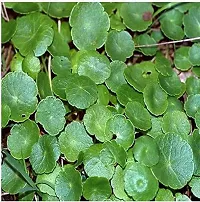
{"left": 2, "top": 72, "right": 38, "bottom": 122}
{"left": 30, "top": 135, "right": 60, "bottom": 174}
{"left": 69, "top": 2, "right": 110, "bottom": 50}
{"left": 152, "top": 134, "right": 194, "bottom": 189}
{"left": 12, "top": 12, "right": 54, "bottom": 57}
{"left": 35, "top": 96, "right": 66, "bottom": 136}
{"left": 2, "top": 18, "right": 16, "bottom": 43}
{"left": 8, "top": 120, "right": 40, "bottom": 159}
{"left": 59, "top": 121, "right": 93, "bottom": 162}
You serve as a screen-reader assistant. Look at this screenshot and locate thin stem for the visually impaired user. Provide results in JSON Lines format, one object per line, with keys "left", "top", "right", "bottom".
{"left": 135, "top": 37, "right": 200, "bottom": 48}
{"left": 41, "top": 56, "right": 48, "bottom": 73}
{"left": 2, "top": 2, "right": 9, "bottom": 21}
{"left": 48, "top": 55, "right": 52, "bottom": 93}
{"left": 58, "top": 19, "right": 61, "bottom": 33}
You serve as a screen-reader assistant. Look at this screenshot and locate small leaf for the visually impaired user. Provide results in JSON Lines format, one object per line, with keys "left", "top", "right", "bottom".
{"left": 55, "top": 165, "right": 82, "bottom": 201}
{"left": 151, "top": 30, "right": 164, "bottom": 42}
{"left": 69, "top": 2, "right": 110, "bottom": 50}
{"left": 147, "top": 117, "right": 164, "bottom": 139}
{"left": 10, "top": 52, "right": 24, "bottom": 72}
{"left": 144, "top": 83, "right": 168, "bottom": 116}
{"left": 155, "top": 188, "right": 174, "bottom": 201}
{"left": 59, "top": 121, "right": 93, "bottom": 162}
{"left": 8, "top": 119, "right": 40, "bottom": 159}
{"left": 125, "top": 101, "right": 151, "bottom": 131}
{"left": 83, "top": 177, "right": 112, "bottom": 201}
{"left": 2, "top": 18, "right": 16, "bottom": 43}
{"left": 151, "top": 134, "right": 194, "bottom": 189}
{"left": 124, "top": 61, "right": 158, "bottom": 92}
{"left": 2, "top": 72, "right": 38, "bottom": 122}
{"left": 35, "top": 96, "right": 66, "bottom": 136}
{"left": 105, "top": 30, "right": 135, "bottom": 62}
{"left": 65, "top": 74, "right": 98, "bottom": 109}
{"left": 124, "top": 162, "right": 159, "bottom": 200}
{"left": 97, "top": 84, "right": 109, "bottom": 106}
{"left": 165, "top": 96, "right": 184, "bottom": 113}
{"left": 189, "top": 176, "right": 200, "bottom": 199}
{"left": 110, "top": 13, "right": 126, "bottom": 31}
{"left": 84, "top": 104, "right": 113, "bottom": 142}
{"left": 186, "top": 76, "right": 200, "bottom": 95}
{"left": 30, "top": 135, "right": 60, "bottom": 174}
{"left": 192, "top": 66, "right": 200, "bottom": 77}
{"left": 105, "top": 60, "right": 127, "bottom": 93}
{"left": 174, "top": 47, "right": 192, "bottom": 71}
{"left": 133, "top": 135, "right": 160, "bottom": 167}
{"left": 189, "top": 43, "right": 200, "bottom": 66}
{"left": 119, "top": 3, "right": 153, "bottom": 31}
{"left": 12, "top": 12, "right": 54, "bottom": 57}
{"left": 2, "top": 103, "right": 11, "bottom": 128}
{"left": 175, "top": 193, "right": 191, "bottom": 201}
{"left": 76, "top": 50, "right": 111, "bottom": 84}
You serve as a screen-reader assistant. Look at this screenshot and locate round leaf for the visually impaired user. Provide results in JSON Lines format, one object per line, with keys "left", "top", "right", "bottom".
{"left": 125, "top": 101, "right": 151, "bottom": 131}
{"left": 10, "top": 52, "right": 24, "bottom": 72}
{"left": 8, "top": 120, "right": 40, "bottom": 159}
{"left": 9, "top": 3, "right": 40, "bottom": 14}
{"left": 189, "top": 176, "right": 200, "bottom": 198}
{"left": 124, "top": 61, "right": 158, "bottom": 92}
{"left": 2, "top": 104, "right": 11, "bottom": 128}
{"left": 155, "top": 188, "right": 174, "bottom": 201}
{"left": 2, "top": 18, "right": 16, "bottom": 43}
{"left": 151, "top": 134, "right": 194, "bottom": 189}
{"left": 186, "top": 77, "right": 200, "bottom": 95}
{"left": 84, "top": 104, "right": 113, "bottom": 142}
{"left": 59, "top": 121, "right": 93, "bottom": 162}
{"left": 119, "top": 3, "right": 153, "bottom": 31}
{"left": 65, "top": 74, "right": 98, "bottom": 109}
{"left": 133, "top": 135, "right": 160, "bottom": 167}
{"left": 2, "top": 72, "right": 38, "bottom": 122}
{"left": 35, "top": 96, "right": 66, "bottom": 136}
{"left": 105, "top": 30, "right": 134, "bottom": 62}
{"left": 76, "top": 50, "right": 111, "bottom": 84}
{"left": 189, "top": 43, "right": 200, "bottom": 66}
{"left": 105, "top": 60, "right": 127, "bottom": 93}
{"left": 12, "top": 12, "right": 54, "bottom": 57}
{"left": 30, "top": 135, "right": 60, "bottom": 174}
{"left": 144, "top": 83, "right": 168, "bottom": 116}
{"left": 70, "top": 2, "right": 110, "bottom": 50}
{"left": 83, "top": 177, "right": 112, "bottom": 201}
{"left": 124, "top": 162, "right": 158, "bottom": 200}
{"left": 55, "top": 165, "right": 82, "bottom": 201}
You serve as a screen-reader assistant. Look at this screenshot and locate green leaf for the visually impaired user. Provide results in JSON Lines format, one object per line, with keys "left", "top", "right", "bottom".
{"left": 102, "top": 2, "right": 118, "bottom": 15}
{"left": 110, "top": 13, "right": 126, "bottom": 31}
{"left": 12, "top": 12, "right": 54, "bottom": 57}
{"left": 155, "top": 188, "right": 174, "bottom": 201}
{"left": 144, "top": 83, "right": 168, "bottom": 116}
{"left": 83, "top": 144, "right": 115, "bottom": 179}
{"left": 55, "top": 165, "right": 82, "bottom": 201}
{"left": 116, "top": 84, "right": 144, "bottom": 107}
{"left": 124, "top": 61, "right": 158, "bottom": 92}
{"left": 51, "top": 56, "right": 71, "bottom": 76}
{"left": 195, "top": 110, "right": 200, "bottom": 130}
{"left": 2, "top": 72, "right": 38, "bottom": 122}
{"left": 1, "top": 160, "right": 27, "bottom": 194}
{"left": 65, "top": 74, "right": 98, "bottom": 109}
{"left": 184, "top": 94, "right": 200, "bottom": 118}
{"left": 174, "top": 47, "right": 192, "bottom": 71}
{"left": 155, "top": 52, "right": 173, "bottom": 76}
{"left": 37, "top": 71, "right": 53, "bottom": 99}
{"left": 158, "top": 71, "right": 185, "bottom": 96}
{"left": 22, "top": 53, "right": 41, "bottom": 79}
{"left": 84, "top": 104, "right": 113, "bottom": 142}
{"left": 151, "top": 134, "right": 194, "bottom": 189}
{"left": 136, "top": 33, "right": 157, "bottom": 56}
{"left": 133, "top": 135, "right": 160, "bottom": 167}
{"left": 41, "top": 2, "right": 76, "bottom": 18}
{"left": 8, "top": 120, "right": 40, "bottom": 159}
{"left": 162, "top": 111, "right": 190, "bottom": 140}
{"left": 36, "top": 164, "right": 61, "bottom": 196}
{"left": 70, "top": 2, "right": 110, "bottom": 50}
{"left": 105, "top": 60, "right": 127, "bottom": 93}
{"left": 147, "top": 117, "right": 164, "bottom": 139}
{"left": 124, "top": 162, "right": 158, "bottom": 200}
{"left": 41, "top": 193, "right": 59, "bottom": 201}
{"left": 189, "top": 43, "right": 200, "bottom": 66}
{"left": 160, "top": 9, "right": 184, "bottom": 40}
{"left": 111, "top": 166, "right": 131, "bottom": 200}
{"left": 2, "top": 18, "right": 16, "bottom": 43}
{"left": 2, "top": 103, "right": 11, "bottom": 128}
{"left": 192, "top": 66, "right": 200, "bottom": 77}
{"left": 35, "top": 96, "right": 66, "bottom": 136}
{"left": 165, "top": 96, "right": 184, "bottom": 113}
{"left": 125, "top": 101, "right": 151, "bottom": 131}
{"left": 151, "top": 30, "right": 164, "bottom": 42}
{"left": 30, "top": 135, "right": 60, "bottom": 174}
{"left": 105, "top": 30, "right": 134, "bottom": 62}
{"left": 186, "top": 77, "right": 200, "bottom": 95}
{"left": 189, "top": 176, "right": 200, "bottom": 198}
{"left": 59, "top": 121, "right": 93, "bottom": 162}
{"left": 183, "top": 7, "right": 200, "bottom": 38}
{"left": 119, "top": 3, "right": 153, "bottom": 31}
{"left": 9, "top": 3, "right": 40, "bottom": 14}
{"left": 10, "top": 52, "right": 24, "bottom": 72}
{"left": 175, "top": 193, "right": 191, "bottom": 201}
{"left": 97, "top": 84, "right": 109, "bottom": 106}
{"left": 83, "top": 177, "right": 112, "bottom": 200}
{"left": 106, "top": 114, "right": 135, "bottom": 151}
{"left": 18, "top": 191, "right": 35, "bottom": 201}
{"left": 76, "top": 50, "right": 111, "bottom": 84}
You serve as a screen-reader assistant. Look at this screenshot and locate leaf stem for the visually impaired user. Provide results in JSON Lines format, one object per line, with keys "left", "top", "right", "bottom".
{"left": 1, "top": 2, "right": 9, "bottom": 21}
{"left": 135, "top": 37, "right": 200, "bottom": 48}
{"left": 58, "top": 19, "right": 61, "bottom": 33}
{"left": 48, "top": 55, "right": 53, "bottom": 93}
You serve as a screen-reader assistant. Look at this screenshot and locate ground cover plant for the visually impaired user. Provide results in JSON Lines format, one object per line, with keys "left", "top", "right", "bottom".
{"left": 1, "top": 2, "right": 200, "bottom": 201}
